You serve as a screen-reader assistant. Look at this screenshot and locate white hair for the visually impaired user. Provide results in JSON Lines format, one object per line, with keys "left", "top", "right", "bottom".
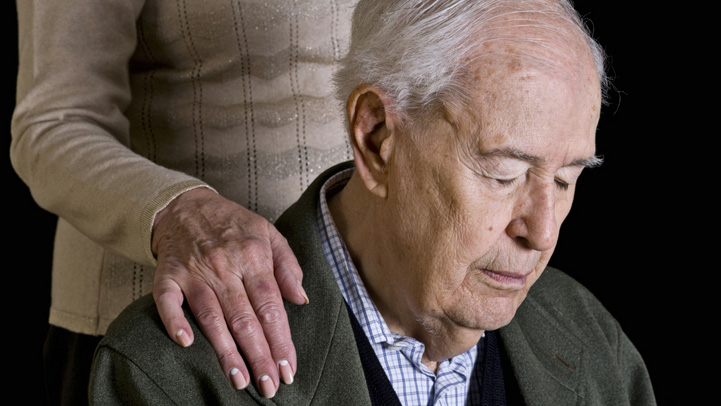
{"left": 334, "top": 0, "right": 608, "bottom": 125}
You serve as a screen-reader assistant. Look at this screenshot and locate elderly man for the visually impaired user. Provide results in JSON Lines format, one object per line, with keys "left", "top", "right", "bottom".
{"left": 90, "top": 0, "right": 655, "bottom": 404}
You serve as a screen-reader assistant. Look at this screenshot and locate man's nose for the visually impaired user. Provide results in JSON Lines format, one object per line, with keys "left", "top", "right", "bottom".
{"left": 506, "top": 181, "right": 558, "bottom": 252}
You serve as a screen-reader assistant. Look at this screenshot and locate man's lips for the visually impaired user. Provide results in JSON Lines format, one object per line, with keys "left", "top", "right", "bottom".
{"left": 479, "top": 269, "right": 528, "bottom": 287}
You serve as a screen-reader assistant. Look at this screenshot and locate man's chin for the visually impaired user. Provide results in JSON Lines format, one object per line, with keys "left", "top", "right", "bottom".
{"left": 450, "top": 295, "right": 524, "bottom": 332}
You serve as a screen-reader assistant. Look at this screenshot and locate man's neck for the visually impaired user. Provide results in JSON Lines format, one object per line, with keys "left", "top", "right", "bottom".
{"left": 328, "top": 173, "right": 483, "bottom": 369}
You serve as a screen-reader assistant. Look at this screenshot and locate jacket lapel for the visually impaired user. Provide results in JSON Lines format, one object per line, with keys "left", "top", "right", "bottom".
{"left": 499, "top": 291, "right": 584, "bottom": 406}
{"left": 266, "top": 162, "right": 371, "bottom": 406}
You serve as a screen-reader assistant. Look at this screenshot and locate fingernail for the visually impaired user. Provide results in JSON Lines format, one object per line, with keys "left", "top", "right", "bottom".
{"left": 279, "top": 359, "right": 294, "bottom": 384}
{"left": 298, "top": 280, "right": 309, "bottom": 304}
{"left": 175, "top": 329, "right": 192, "bottom": 347}
{"left": 229, "top": 367, "right": 247, "bottom": 390}
{"left": 259, "top": 375, "right": 277, "bottom": 398}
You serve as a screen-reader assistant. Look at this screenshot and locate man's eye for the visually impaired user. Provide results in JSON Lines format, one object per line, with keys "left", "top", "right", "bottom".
{"left": 495, "top": 177, "right": 518, "bottom": 186}
{"left": 555, "top": 178, "right": 569, "bottom": 191}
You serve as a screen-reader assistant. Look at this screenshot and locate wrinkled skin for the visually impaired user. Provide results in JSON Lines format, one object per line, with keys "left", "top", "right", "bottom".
{"left": 379, "top": 60, "right": 600, "bottom": 360}
{"left": 152, "top": 188, "right": 307, "bottom": 397}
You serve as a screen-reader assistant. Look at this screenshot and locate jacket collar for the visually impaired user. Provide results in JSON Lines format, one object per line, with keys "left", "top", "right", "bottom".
{"left": 245, "top": 162, "right": 371, "bottom": 405}
{"left": 499, "top": 286, "right": 585, "bottom": 405}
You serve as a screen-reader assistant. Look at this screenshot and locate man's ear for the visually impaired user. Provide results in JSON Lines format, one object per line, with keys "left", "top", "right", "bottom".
{"left": 346, "top": 85, "right": 397, "bottom": 199}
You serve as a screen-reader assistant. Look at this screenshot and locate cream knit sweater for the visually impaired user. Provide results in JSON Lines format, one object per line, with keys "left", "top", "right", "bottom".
{"left": 11, "top": 0, "right": 355, "bottom": 335}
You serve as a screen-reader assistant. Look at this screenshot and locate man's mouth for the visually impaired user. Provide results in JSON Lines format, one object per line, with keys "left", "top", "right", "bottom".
{"left": 479, "top": 269, "right": 528, "bottom": 288}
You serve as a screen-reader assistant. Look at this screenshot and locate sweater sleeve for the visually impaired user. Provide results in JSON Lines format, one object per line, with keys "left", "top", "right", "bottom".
{"left": 10, "top": 0, "right": 208, "bottom": 266}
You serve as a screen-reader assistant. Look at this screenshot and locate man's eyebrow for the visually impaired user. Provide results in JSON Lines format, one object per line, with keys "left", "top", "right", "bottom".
{"left": 569, "top": 155, "right": 604, "bottom": 168}
{"left": 482, "top": 148, "right": 543, "bottom": 163}
{"left": 482, "top": 148, "right": 604, "bottom": 168}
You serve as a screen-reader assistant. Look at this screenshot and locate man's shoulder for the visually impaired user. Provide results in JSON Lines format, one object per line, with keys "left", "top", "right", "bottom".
{"left": 530, "top": 266, "right": 597, "bottom": 299}
{"left": 528, "top": 267, "right": 608, "bottom": 314}
{"left": 522, "top": 267, "right": 621, "bottom": 344}
{"left": 99, "top": 295, "right": 167, "bottom": 349}
{"left": 503, "top": 267, "right": 656, "bottom": 406}
{"left": 90, "top": 295, "right": 250, "bottom": 405}
{"left": 96, "top": 295, "right": 209, "bottom": 361}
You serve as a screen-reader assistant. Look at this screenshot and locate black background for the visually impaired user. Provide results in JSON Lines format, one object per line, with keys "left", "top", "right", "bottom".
{"left": 6, "top": 2, "right": 689, "bottom": 404}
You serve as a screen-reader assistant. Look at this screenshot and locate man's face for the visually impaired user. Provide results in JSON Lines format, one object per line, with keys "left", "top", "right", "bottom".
{"left": 378, "top": 55, "right": 601, "bottom": 338}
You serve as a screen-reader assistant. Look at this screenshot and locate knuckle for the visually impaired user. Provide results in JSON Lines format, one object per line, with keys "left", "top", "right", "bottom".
{"left": 246, "top": 279, "right": 275, "bottom": 296}
{"left": 246, "top": 352, "right": 274, "bottom": 372}
{"left": 194, "top": 308, "right": 225, "bottom": 331}
{"left": 275, "top": 265, "right": 298, "bottom": 286}
{"left": 237, "top": 238, "right": 272, "bottom": 265}
{"left": 153, "top": 289, "right": 181, "bottom": 308}
{"left": 255, "top": 302, "right": 285, "bottom": 325}
{"left": 205, "top": 248, "right": 231, "bottom": 272}
{"left": 227, "top": 313, "right": 260, "bottom": 337}
{"left": 274, "top": 233, "right": 290, "bottom": 247}
{"left": 269, "top": 342, "right": 294, "bottom": 358}
{"left": 214, "top": 348, "right": 238, "bottom": 367}
{"left": 153, "top": 261, "right": 184, "bottom": 280}
{"left": 152, "top": 286, "right": 170, "bottom": 299}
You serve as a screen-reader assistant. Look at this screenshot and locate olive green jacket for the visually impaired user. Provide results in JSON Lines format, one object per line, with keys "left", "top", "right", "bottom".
{"left": 90, "top": 163, "right": 656, "bottom": 405}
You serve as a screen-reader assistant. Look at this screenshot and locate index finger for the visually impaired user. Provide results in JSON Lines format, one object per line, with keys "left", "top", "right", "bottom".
{"left": 153, "top": 276, "right": 195, "bottom": 348}
{"left": 268, "top": 226, "right": 308, "bottom": 305}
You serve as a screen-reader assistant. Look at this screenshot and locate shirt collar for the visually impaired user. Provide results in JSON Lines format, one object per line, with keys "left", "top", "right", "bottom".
{"left": 316, "top": 168, "right": 392, "bottom": 345}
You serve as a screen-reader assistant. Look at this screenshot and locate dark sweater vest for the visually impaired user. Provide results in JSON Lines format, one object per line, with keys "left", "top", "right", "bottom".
{"left": 345, "top": 303, "right": 519, "bottom": 406}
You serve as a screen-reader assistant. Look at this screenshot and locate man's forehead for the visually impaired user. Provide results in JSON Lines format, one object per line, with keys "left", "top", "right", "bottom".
{"left": 434, "top": 12, "right": 601, "bottom": 136}
{"left": 448, "top": 62, "right": 600, "bottom": 132}
{"left": 462, "top": 34, "right": 600, "bottom": 124}
{"left": 465, "top": 4, "right": 600, "bottom": 92}
{"left": 441, "top": 51, "right": 601, "bottom": 170}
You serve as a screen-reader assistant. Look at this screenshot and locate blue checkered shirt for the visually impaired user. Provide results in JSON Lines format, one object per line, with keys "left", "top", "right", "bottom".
{"left": 317, "top": 169, "right": 484, "bottom": 406}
